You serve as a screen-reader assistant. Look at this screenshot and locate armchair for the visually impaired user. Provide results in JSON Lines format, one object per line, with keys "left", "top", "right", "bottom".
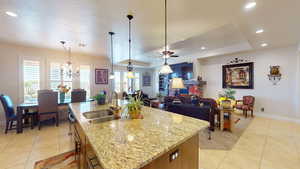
{"left": 235, "top": 96, "right": 255, "bottom": 118}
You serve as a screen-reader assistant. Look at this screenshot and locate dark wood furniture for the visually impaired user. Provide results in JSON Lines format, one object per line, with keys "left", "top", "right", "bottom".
{"left": 71, "top": 89, "right": 87, "bottom": 103}
{"left": 235, "top": 96, "right": 255, "bottom": 117}
{"left": 0, "top": 94, "right": 36, "bottom": 133}
{"left": 16, "top": 98, "right": 94, "bottom": 133}
{"left": 142, "top": 135, "right": 199, "bottom": 169}
{"left": 37, "top": 90, "right": 59, "bottom": 130}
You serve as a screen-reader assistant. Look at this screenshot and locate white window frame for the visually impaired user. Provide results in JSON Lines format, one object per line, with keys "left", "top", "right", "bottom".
{"left": 79, "top": 65, "right": 91, "bottom": 99}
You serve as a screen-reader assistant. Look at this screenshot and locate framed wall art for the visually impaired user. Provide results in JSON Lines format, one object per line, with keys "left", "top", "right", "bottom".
{"left": 143, "top": 74, "right": 151, "bottom": 87}
{"left": 95, "top": 69, "right": 108, "bottom": 84}
{"left": 222, "top": 62, "right": 254, "bottom": 89}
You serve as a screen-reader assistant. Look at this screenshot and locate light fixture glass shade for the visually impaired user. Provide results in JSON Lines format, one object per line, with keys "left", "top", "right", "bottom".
{"left": 109, "top": 73, "right": 115, "bottom": 79}
{"left": 171, "top": 78, "right": 185, "bottom": 89}
{"left": 159, "top": 64, "right": 173, "bottom": 74}
{"left": 127, "top": 71, "right": 135, "bottom": 79}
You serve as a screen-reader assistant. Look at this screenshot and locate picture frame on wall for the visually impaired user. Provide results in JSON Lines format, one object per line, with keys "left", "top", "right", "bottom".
{"left": 143, "top": 74, "right": 151, "bottom": 86}
{"left": 222, "top": 62, "right": 254, "bottom": 89}
{"left": 95, "top": 69, "right": 108, "bottom": 84}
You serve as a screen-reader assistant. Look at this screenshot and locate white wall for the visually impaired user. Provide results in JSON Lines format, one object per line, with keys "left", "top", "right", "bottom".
{"left": 198, "top": 45, "right": 300, "bottom": 119}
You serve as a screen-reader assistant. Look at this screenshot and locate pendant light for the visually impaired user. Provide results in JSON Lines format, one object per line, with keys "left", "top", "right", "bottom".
{"left": 159, "top": 0, "right": 173, "bottom": 74}
{"left": 109, "top": 32, "right": 115, "bottom": 79}
{"left": 127, "top": 14, "right": 135, "bottom": 79}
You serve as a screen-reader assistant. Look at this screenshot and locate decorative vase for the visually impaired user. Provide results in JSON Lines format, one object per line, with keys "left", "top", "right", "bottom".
{"left": 97, "top": 98, "right": 106, "bottom": 105}
{"left": 129, "top": 109, "right": 142, "bottom": 119}
{"left": 60, "top": 92, "right": 65, "bottom": 103}
{"left": 221, "top": 99, "right": 232, "bottom": 109}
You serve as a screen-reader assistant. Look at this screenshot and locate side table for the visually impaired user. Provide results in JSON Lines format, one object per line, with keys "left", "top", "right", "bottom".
{"left": 220, "top": 108, "right": 233, "bottom": 132}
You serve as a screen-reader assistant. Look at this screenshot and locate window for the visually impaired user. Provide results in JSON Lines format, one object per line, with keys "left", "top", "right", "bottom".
{"left": 114, "top": 71, "right": 121, "bottom": 93}
{"left": 134, "top": 72, "right": 140, "bottom": 91}
{"left": 50, "top": 62, "right": 72, "bottom": 99}
{"left": 116, "top": 71, "right": 140, "bottom": 94}
{"left": 80, "top": 65, "right": 91, "bottom": 99}
{"left": 23, "top": 60, "right": 40, "bottom": 103}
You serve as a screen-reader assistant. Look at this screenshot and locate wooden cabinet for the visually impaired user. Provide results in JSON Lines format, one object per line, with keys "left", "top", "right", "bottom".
{"left": 142, "top": 134, "right": 199, "bottom": 169}
{"left": 72, "top": 121, "right": 87, "bottom": 169}
{"left": 72, "top": 121, "right": 102, "bottom": 169}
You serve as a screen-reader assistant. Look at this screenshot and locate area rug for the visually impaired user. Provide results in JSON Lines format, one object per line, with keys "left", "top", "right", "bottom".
{"left": 199, "top": 112, "right": 252, "bottom": 150}
{"left": 34, "top": 151, "right": 77, "bottom": 169}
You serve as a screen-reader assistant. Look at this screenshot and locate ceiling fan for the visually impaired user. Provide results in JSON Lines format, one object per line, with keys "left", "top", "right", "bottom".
{"left": 162, "top": 50, "right": 179, "bottom": 58}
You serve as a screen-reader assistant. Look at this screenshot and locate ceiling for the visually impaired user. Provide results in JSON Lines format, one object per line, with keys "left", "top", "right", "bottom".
{"left": 1, "top": 0, "right": 300, "bottom": 66}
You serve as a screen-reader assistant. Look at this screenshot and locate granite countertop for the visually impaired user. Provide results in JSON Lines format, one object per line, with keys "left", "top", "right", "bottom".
{"left": 69, "top": 101, "right": 209, "bottom": 169}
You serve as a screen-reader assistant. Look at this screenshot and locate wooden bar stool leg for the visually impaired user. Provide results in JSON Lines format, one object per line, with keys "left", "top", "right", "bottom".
{"left": 5, "top": 121, "right": 9, "bottom": 134}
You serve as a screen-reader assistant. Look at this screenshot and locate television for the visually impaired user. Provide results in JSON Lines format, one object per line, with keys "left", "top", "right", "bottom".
{"left": 169, "top": 62, "right": 193, "bottom": 80}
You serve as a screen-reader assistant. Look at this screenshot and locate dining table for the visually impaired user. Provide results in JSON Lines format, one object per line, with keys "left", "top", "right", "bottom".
{"left": 16, "top": 99, "right": 94, "bottom": 133}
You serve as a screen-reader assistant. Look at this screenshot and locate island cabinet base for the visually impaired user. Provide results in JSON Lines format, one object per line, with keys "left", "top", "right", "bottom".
{"left": 142, "top": 134, "right": 199, "bottom": 169}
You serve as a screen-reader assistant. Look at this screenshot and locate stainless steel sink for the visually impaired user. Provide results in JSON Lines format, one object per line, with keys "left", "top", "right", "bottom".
{"left": 83, "top": 110, "right": 116, "bottom": 123}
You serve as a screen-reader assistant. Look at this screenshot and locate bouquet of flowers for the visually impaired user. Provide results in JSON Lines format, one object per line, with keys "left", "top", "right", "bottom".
{"left": 57, "top": 84, "right": 71, "bottom": 93}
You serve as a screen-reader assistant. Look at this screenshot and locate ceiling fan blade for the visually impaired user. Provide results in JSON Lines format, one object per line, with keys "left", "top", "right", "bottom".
{"left": 170, "top": 55, "right": 179, "bottom": 58}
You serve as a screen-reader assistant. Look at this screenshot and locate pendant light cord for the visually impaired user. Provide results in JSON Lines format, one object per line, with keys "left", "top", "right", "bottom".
{"left": 164, "top": 0, "right": 168, "bottom": 65}
{"left": 110, "top": 32, "right": 114, "bottom": 73}
{"left": 129, "top": 17, "right": 132, "bottom": 64}
{"left": 127, "top": 14, "right": 133, "bottom": 70}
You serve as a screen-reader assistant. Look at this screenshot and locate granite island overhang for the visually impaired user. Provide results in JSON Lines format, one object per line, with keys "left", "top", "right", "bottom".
{"left": 69, "top": 101, "right": 209, "bottom": 169}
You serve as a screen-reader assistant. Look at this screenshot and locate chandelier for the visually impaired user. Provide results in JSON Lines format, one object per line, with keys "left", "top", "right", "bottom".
{"left": 60, "top": 41, "right": 80, "bottom": 78}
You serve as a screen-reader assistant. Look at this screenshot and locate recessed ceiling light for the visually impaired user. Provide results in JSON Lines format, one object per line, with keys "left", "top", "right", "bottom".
{"left": 245, "top": 2, "right": 257, "bottom": 9}
{"left": 5, "top": 11, "right": 18, "bottom": 17}
{"left": 256, "top": 29, "right": 264, "bottom": 34}
{"left": 261, "top": 43, "right": 268, "bottom": 47}
{"left": 201, "top": 46, "right": 206, "bottom": 50}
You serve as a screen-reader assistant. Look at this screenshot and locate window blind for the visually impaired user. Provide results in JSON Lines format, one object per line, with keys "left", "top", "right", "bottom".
{"left": 23, "top": 60, "right": 40, "bottom": 103}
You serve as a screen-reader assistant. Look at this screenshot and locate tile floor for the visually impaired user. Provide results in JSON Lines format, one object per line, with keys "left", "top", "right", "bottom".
{"left": 200, "top": 116, "right": 300, "bottom": 169}
{"left": 0, "top": 117, "right": 299, "bottom": 169}
{"left": 0, "top": 122, "right": 73, "bottom": 169}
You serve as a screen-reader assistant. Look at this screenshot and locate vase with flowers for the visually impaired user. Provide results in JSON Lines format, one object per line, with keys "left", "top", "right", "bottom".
{"left": 57, "top": 84, "right": 71, "bottom": 103}
{"left": 126, "top": 96, "right": 143, "bottom": 119}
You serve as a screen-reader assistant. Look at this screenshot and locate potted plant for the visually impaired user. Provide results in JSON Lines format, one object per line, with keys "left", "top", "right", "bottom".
{"left": 57, "top": 84, "right": 71, "bottom": 103}
{"left": 218, "top": 88, "right": 236, "bottom": 109}
{"left": 94, "top": 93, "right": 106, "bottom": 105}
{"left": 126, "top": 96, "right": 143, "bottom": 119}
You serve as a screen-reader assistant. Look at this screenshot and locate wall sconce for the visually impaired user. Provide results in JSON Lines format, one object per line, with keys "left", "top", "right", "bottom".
{"left": 268, "top": 66, "right": 281, "bottom": 85}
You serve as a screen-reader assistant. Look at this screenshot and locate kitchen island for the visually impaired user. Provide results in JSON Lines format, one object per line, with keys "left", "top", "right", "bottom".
{"left": 69, "top": 101, "right": 209, "bottom": 169}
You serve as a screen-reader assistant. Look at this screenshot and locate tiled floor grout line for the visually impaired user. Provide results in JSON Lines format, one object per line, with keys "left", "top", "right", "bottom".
{"left": 215, "top": 151, "right": 229, "bottom": 169}
{"left": 24, "top": 133, "right": 38, "bottom": 169}
{"left": 258, "top": 135, "right": 268, "bottom": 169}
{"left": 258, "top": 119, "right": 271, "bottom": 169}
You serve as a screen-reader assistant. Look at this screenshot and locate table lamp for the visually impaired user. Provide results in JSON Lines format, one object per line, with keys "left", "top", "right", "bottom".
{"left": 171, "top": 78, "right": 185, "bottom": 96}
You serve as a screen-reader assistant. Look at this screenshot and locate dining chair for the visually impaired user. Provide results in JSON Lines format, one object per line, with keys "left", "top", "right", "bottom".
{"left": 71, "top": 89, "right": 87, "bottom": 103}
{"left": 0, "top": 94, "right": 35, "bottom": 133}
{"left": 37, "top": 90, "right": 59, "bottom": 130}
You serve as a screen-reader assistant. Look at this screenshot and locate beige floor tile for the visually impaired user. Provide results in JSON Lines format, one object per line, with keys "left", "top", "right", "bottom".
{"left": 4, "top": 163, "right": 25, "bottom": 169}
{"left": 59, "top": 135, "right": 74, "bottom": 153}
{"left": 200, "top": 149, "right": 228, "bottom": 169}
{"left": 0, "top": 151, "right": 30, "bottom": 168}
{"left": 218, "top": 151, "right": 260, "bottom": 169}
{"left": 30, "top": 144, "right": 59, "bottom": 161}
{"left": 264, "top": 136, "right": 297, "bottom": 155}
